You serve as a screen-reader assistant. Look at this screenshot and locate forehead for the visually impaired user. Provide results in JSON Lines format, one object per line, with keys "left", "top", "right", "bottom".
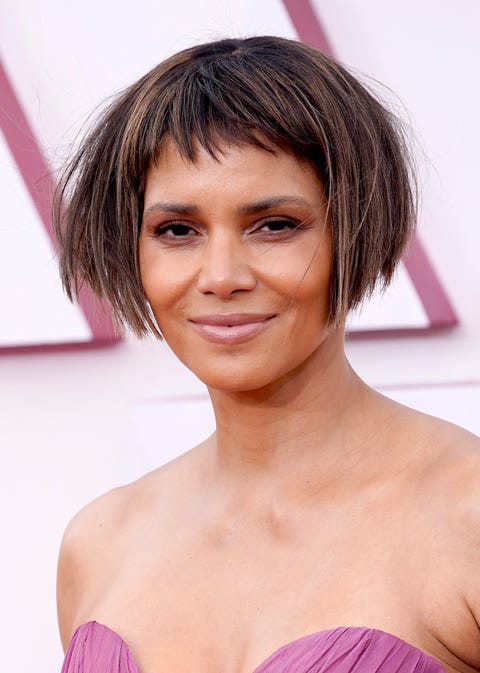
{"left": 144, "top": 138, "right": 325, "bottom": 209}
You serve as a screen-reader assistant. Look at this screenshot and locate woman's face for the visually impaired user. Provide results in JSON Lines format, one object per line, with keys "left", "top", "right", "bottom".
{"left": 139, "top": 138, "right": 333, "bottom": 392}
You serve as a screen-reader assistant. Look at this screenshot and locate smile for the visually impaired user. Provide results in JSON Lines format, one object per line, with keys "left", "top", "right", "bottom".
{"left": 188, "top": 314, "right": 275, "bottom": 344}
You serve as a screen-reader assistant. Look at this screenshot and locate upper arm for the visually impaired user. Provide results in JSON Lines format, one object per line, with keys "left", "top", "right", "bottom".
{"left": 464, "top": 471, "right": 480, "bottom": 643}
{"left": 56, "top": 511, "right": 89, "bottom": 650}
{"left": 56, "top": 485, "right": 131, "bottom": 651}
{"left": 421, "top": 425, "right": 480, "bottom": 670}
{"left": 451, "top": 441, "right": 480, "bottom": 668}
{"left": 455, "top": 443, "right": 480, "bottom": 621}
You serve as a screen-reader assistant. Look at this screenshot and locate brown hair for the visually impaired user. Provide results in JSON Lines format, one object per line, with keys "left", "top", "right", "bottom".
{"left": 53, "top": 35, "right": 417, "bottom": 337}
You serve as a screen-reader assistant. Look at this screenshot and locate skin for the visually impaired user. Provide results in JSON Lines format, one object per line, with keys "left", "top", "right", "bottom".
{"left": 57, "top": 140, "right": 480, "bottom": 673}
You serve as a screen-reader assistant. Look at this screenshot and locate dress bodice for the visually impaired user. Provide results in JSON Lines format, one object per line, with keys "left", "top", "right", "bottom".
{"left": 61, "top": 620, "right": 445, "bottom": 672}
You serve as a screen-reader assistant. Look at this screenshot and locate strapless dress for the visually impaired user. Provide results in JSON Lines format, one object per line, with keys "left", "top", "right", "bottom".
{"left": 61, "top": 620, "right": 445, "bottom": 672}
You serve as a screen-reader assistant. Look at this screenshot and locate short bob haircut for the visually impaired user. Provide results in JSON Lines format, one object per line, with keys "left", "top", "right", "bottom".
{"left": 53, "top": 35, "right": 417, "bottom": 337}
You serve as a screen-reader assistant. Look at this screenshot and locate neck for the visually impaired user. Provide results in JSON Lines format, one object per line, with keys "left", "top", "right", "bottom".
{"left": 204, "top": 329, "right": 375, "bottom": 505}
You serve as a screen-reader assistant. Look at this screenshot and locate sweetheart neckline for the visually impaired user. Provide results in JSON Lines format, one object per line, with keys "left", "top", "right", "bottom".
{"left": 70, "top": 620, "right": 446, "bottom": 673}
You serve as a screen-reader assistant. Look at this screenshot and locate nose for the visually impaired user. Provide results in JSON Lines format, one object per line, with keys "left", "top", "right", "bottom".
{"left": 196, "top": 232, "right": 257, "bottom": 298}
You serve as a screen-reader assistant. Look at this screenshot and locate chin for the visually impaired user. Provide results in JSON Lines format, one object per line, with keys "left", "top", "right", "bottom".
{"left": 166, "top": 332, "right": 334, "bottom": 395}
{"left": 196, "top": 367, "right": 276, "bottom": 394}
{"left": 185, "top": 352, "right": 315, "bottom": 395}
{"left": 173, "top": 353, "right": 278, "bottom": 393}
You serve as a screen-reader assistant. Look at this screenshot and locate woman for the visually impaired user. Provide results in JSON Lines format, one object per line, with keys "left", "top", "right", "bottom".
{"left": 54, "top": 36, "right": 480, "bottom": 673}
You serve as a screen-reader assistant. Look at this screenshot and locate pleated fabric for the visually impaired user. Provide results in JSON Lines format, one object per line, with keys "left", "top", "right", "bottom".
{"left": 251, "top": 626, "right": 445, "bottom": 673}
{"left": 61, "top": 621, "right": 138, "bottom": 673}
{"left": 61, "top": 621, "right": 445, "bottom": 673}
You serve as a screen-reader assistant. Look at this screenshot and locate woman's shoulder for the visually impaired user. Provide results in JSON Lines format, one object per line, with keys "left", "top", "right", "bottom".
{"left": 59, "top": 481, "right": 137, "bottom": 563}
{"left": 56, "top": 480, "right": 141, "bottom": 648}
{"left": 59, "top": 442, "right": 200, "bottom": 551}
{"left": 396, "top": 402, "right": 480, "bottom": 505}
{"left": 410, "top": 406, "right": 480, "bottom": 492}
{"left": 430, "top": 417, "right": 480, "bottom": 545}
{"left": 401, "top": 408, "right": 480, "bottom": 561}
{"left": 56, "top": 449, "right": 198, "bottom": 648}
{"left": 407, "top": 410, "right": 480, "bottom": 665}
{"left": 383, "top": 397, "right": 480, "bottom": 544}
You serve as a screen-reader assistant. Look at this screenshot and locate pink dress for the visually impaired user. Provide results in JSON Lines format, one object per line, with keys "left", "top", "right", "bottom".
{"left": 61, "top": 621, "right": 445, "bottom": 672}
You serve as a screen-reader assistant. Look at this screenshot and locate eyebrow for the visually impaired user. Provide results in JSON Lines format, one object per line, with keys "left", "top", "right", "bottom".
{"left": 237, "top": 196, "right": 313, "bottom": 215}
{"left": 143, "top": 201, "right": 199, "bottom": 215}
{"left": 143, "top": 196, "right": 313, "bottom": 217}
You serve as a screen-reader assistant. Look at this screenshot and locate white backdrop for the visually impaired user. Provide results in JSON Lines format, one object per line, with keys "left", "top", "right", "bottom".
{"left": 0, "top": 1, "right": 479, "bottom": 671}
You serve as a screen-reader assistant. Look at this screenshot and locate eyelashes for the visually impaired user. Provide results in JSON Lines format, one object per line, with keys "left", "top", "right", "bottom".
{"left": 155, "top": 222, "right": 195, "bottom": 238}
{"left": 153, "top": 218, "right": 306, "bottom": 241}
{"left": 258, "top": 219, "right": 299, "bottom": 234}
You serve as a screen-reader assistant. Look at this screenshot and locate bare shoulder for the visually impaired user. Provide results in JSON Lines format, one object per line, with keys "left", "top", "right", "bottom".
{"left": 382, "top": 395, "right": 480, "bottom": 560}
{"left": 412, "top": 409, "right": 480, "bottom": 505}
{"left": 426, "top": 415, "right": 480, "bottom": 562}
{"left": 56, "top": 445, "right": 203, "bottom": 650}
{"left": 399, "top": 406, "right": 480, "bottom": 658}
{"left": 393, "top": 401, "right": 480, "bottom": 516}
{"left": 57, "top": 481, "right": 139, "bottom": 648}
{"left": 384, "top": 402, "right": 480, "bottom": 668}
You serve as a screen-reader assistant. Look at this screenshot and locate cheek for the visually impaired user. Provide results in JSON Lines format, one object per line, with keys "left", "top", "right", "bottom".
{"left": 275, "top": 246, "right": 331, "bottom": 313}
{"left": 139, "top": 250, "right": 191, "bottom": 313}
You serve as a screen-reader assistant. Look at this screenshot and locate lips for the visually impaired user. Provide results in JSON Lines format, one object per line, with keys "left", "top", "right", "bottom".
{"left": 189, "top": 313, "right": 275, "bottom": 344}
{"left": 191, "top": 313, "right": 274, "bottom": 326}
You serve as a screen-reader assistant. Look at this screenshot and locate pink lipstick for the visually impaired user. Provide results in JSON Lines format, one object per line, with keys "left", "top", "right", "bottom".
{"left": 189, "top": 313, "right": 274, "bottom": 344}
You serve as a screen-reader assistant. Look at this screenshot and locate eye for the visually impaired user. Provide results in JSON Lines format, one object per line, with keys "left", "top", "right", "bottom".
{"left": 155, "top": 222, "right": 196, "bottom": 238}
{"left": 257, "top": 219, "right": 299, "bottom": 234}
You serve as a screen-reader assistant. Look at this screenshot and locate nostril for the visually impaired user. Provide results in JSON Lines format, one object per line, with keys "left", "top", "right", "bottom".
{"left": 196, "top": 256, "right": 257, "bottom": 297}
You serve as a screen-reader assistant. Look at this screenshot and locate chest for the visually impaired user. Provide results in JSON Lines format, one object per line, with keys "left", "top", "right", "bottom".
{"left": 88, "top": 521, "right": 436, "bottom": 673}
{"left": 81, "top": 494, "right": 475, "bottom": 673}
